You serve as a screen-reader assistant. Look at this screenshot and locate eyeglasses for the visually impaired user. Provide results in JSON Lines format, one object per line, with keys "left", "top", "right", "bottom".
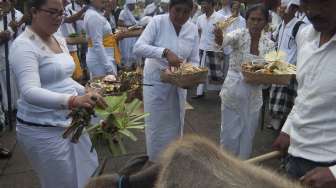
{"left": 38, "top": 8, "right": 66, "bottom": 18}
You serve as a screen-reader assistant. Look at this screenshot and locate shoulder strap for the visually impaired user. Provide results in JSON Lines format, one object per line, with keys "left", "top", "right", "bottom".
{"left": 274, "top": 22, "right": 282, "bottom": 42}
{"left": 292, "top": 20, "right": 304, "bottom": 39}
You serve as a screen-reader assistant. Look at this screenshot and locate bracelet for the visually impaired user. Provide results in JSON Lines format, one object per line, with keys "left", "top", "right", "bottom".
{"left": 68, "top": 96, "right": 77, "bottom": 110}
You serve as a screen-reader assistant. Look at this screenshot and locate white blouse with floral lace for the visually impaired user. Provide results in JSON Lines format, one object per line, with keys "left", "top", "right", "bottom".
{"left": 220, "top": 28, "right": 275, "bottom": 111}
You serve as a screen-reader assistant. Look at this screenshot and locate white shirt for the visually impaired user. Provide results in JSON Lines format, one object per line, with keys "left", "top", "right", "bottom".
{"left": 217, "top": 6, "right": 232, "bottom": 17}
{"left": 133, "top": 14, "right": 199, "bottom": 70}
{"left": 10, "top": 27, "right": 84, "bottom": 127}
{"left": 220, "top": 28, "right": 275, "bottom": 111}
{"left": 65, "top": 2, "right": 85, "bottom": 32}
{"left": 222, "top": 15, "right": 246, "bottom": 55}
{"left": 190, "top": 8, "right": 202, "bottom": 24}
{"left": 197, "top": 11, "right": 226, "bottom": 52}
{"left": 273, "top": 17, "right": 304, "bottom": 65}
{"left": 59, "top": 10, "right": 77, "bottom": 52}
{"left": 119, "top": 6, "right": 138, "bottom": 26}
{"left": 222, "top": 28, "right": 275, "bottom": 73}
{"left": 84, "top": 8, "right": 115, "bottom": 73}
{"left": 107, "top": 13, "right": 117, "bottom": 30}
{"left": 282, "top": 25, "right": 336, "bottom": 177}
{"left": 270, "top": 10, "right": 282, "bottom": 31}
{"left": 0, "top": 9, "right": 23, "bottom": 71}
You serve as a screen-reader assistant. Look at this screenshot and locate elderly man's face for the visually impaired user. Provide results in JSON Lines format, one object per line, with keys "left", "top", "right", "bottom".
{"left": 301, "top": 0, "right": 336, "bottom": 32}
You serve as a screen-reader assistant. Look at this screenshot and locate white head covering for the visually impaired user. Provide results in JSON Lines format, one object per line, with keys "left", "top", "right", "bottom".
{"left": 281, "top": 0, "right": 300, "bottom": 8}
{"left": 288, "top": 0, "right": 300, "bottom": 7}
{"left": 126, "top": 0, "right": 136, "bottom": 5}
{"left": 144, "top": 3, "right": 157, "bottom": 16}
{"left": 161, "top": 0, "right": 170, "bottom": 3}
{"left": 281, "top": 0, "right": 290, "bottom": 7}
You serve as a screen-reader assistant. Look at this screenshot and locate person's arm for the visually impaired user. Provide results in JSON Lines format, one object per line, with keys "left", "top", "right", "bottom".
{"left": 222, "top": 29, "right": 241, "bottom": 48}
{"left": 301, "top": 167, "right": 336, "bottom": 187}
{"left": 69, "top": 79, "right": 85, "bottom": 95}
{"left": 133, "top": 18, "right": 165, "bottom": 59}
{"left": 215, "top": 29, "right": 240, "bottom": 52}
{"left": 188, "top": 28, "right": 200, "bottom": 67}
{"left": 63, "top": 5, "right": 88, "bottom": 24}
{"left": 117, "top": 11, "right": 129, "bottom": 27}
{"left": 0, "top": 31, "right": 11, "bottom": 45}
{"left": 10, "top": 41, "right": 72, "bottom": 109}
{"left": 117, "top": 20, "right": 128, "bottom": 27}
{"left": 133, "top": 18, "right": 182, "bottom": 67}
{"left": 87, "top": 14, "right": 115, "bottom": 73}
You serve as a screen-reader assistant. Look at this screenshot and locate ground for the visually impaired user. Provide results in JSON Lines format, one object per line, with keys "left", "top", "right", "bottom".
{"left": 0, "top": 91, "right": 280, "bottom": 188}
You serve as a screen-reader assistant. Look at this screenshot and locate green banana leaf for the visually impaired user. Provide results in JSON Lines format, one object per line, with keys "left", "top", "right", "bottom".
{"left": 118, "top": 129, "right": 137, "bottom": 142}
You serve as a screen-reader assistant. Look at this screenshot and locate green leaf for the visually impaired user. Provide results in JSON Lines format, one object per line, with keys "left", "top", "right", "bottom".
{"left": 129, "top": 113, "right": 150, "bottom": 124}
{"left": 116, "top": 136, "right": 127, "bottom": 154}
{"left": 128, "top": 121, "right": 146, "bottom": 126}
{"left": 107, "top": 137, "right": 120, "bottom": 156}
{"left": 126, "top": 125, "right": 145, "bottom": 129}
{"left": 118, "top": 129, "right": 137, "bottom": 141}
{"left": 85, "top": 124, "right": 100, "bottom": 133}
{"left": 125, "top": 99, "right": 141, "bottom": 114}
{"left": 94, "top": 107, "right": 110, "bottom": 119}
{"left": 105, "top": 95, "right": 127, "bottom": 112}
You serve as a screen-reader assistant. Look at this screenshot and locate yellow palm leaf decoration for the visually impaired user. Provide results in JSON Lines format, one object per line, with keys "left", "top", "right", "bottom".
{"left": 264, "top": 51, "right": 287, "bottom": 62}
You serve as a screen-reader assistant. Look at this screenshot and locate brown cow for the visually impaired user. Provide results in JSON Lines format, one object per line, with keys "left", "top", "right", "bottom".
{"left": 86, "top": 135, "right": 305, "bottom": 188}
{"left": 156, "top": 135, "right": 305, "bottom": 188}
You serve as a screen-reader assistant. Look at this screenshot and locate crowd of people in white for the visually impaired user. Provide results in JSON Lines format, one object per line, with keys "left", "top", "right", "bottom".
{"left": 1, "top": 0, "right": 336, "bottom": 187}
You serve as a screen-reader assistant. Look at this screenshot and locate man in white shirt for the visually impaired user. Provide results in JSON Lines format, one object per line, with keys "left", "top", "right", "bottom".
{"left": 217, "top": 0, "right": 232, "bottom": 17}
{"left": 60, "top": 0, "right": 88, "bottom": 81}
{"left": 0, "top": 1, "right": 24, "bottom": 114}
{"left": 193, "top": 0, "right": 226, "bottom": 98}
{"left": 190, "top": 2, "right": 202, "bottom": 24}
{"left": 65, "top": 0, "right": 86, "bottom": 32}
{"left": 268, "top": 0, "right": 304, "bottom": 130}
{"left": 273, "top": 0, "right": 336, "bottom": 187}
{"left": 0, "top": 0, "right": 25, "bottom": 160}
{"left": 220, "top": 0, "right": 245, "bottom": 84}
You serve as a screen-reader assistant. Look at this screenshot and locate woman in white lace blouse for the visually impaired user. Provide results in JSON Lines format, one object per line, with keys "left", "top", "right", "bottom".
{"left": 10, "top": 0, "right": 106, "bottom": 187}
{"left": 215, "top": 4, "right": 275, "bottom": 159}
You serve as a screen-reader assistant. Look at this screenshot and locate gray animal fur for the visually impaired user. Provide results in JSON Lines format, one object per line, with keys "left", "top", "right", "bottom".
{"left": 156, "top": 135, "right": 306, "bottom": 188}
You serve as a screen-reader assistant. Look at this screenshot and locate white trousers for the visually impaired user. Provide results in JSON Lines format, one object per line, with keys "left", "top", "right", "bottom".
{"left": 143, "top": 64, "right": 186, "bottom": 161}
{"left": 220, "top": 103, "right": 260, "bottom": 159}
{"left": 17, "top": 124, "right": 98, "bottom": 188}
{"left": 219, "top": 72, "right": 262, "bottom": 160}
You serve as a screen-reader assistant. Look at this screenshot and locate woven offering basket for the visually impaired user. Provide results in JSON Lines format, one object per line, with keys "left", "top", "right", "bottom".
{"left": 241, "top": 63, "right": 294, "bottom": 85}
{"left": 160, "top": 68, "right": 208, "bottom": 89}
{"left": 87, "top": 76, "right": 142, "bottom": 102}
